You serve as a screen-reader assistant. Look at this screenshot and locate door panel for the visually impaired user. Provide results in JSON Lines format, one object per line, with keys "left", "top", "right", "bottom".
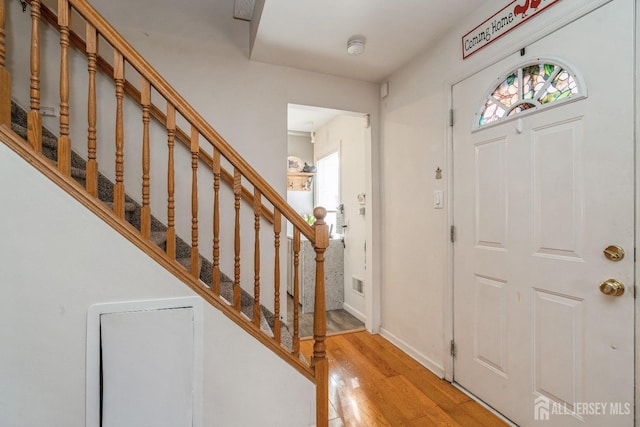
{"left": 452, "top": 1, "right": 634, "bottom": 426}
{"left": 475, "top": 138, "right": 508, "bottom": 249}
{"left": 532, "top": 120, "right": 583, "bottom": 259}
{"left": 474, "top": 275, "right": 508, "bottom": 376}
{"left": 532, "top": 289, "right": 584, "bottom": 408}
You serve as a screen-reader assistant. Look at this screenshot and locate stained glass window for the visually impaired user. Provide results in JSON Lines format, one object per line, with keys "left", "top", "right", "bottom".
{"left": 477, "top": 61, "right": 581, "bottom": 128}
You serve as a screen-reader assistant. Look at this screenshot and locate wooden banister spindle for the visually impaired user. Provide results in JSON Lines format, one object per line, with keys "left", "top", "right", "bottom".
{"left": 85, "top": 23, "right": 98, "bottom": 196}
{"left": 273, "top": 208, "right": 282, "bottom": 344}
{"left": 233, "top": 168, "right": 242, "bottom": 311}
{"left": 28, "top": 0, "right": 42, "bottom": 152}
{"left": 312, "top": 206, "right": 330, "bottom": 427}
{"left": 165, "top": 103, "right": 176, "bottom": 259}
{"left": 293, "top": 227, "right": 301, "bottom": 356}
{"left": 212, "top": 149, "right": 221, "bottom": 295}
{"left": 57, "top": 0, "right": 71, "bottom": 176}
{"left": 190, "top": 125, "right": 199, "bottom": 278}
{"left": 140, "top": 78, "right": 151, "bottom": 239}
{"left": 0, "top": 0, "right": 10, "bottom": 126}
{"left": 252, "top": 189, "right": 262, "bottom": 327}
{"left": 113, "top": 50, "right": 125, "bottom": 218}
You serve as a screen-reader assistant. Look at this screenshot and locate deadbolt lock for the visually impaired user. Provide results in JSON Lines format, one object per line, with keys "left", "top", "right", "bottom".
{"left": 599, "top": 279, "right": 625, "bottom": 297}
{"left": 603, "top": 245, "right": 624, "bottom": 262}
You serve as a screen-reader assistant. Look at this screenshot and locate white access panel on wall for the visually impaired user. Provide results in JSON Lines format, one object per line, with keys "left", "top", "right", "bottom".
{"left": 87, "top": 298, "right": 203, "bottom": 427}
{"left": 101, "top": 309, "right": 194, "bottom": 426}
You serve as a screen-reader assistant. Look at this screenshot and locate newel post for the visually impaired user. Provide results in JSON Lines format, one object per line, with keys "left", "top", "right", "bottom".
{"left": 312, "top": 206, "right": 329, "bottom": 427}
{"left": 0, "top": 0, "right": 11, "bottom": 126}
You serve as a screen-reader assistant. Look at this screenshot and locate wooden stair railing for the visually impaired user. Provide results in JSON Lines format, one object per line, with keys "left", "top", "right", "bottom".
{"left": 2, "top": 0, "right": 328, "bottom": 425}
{"left": 27, "top": 0, "right": 274, "bottom": 224}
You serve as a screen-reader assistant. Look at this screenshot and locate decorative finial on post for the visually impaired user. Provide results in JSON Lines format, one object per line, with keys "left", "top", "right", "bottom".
{"left": 313, "top": 206, "right": 327, "bottom": 224}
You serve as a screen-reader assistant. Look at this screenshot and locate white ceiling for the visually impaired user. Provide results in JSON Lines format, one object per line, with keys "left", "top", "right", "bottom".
{"left": 78, "top": 0, "right": 483, "bottom": 84}
{"left": 250, "top": 0, "right": 484, "bottom": 83}
{"left": 250, "top": 0, "right": 484, "bottom": 130}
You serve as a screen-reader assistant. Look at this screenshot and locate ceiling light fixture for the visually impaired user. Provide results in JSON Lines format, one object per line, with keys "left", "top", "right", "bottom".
{"left": 347, "top": 36, "right": 366, "bottom": 56}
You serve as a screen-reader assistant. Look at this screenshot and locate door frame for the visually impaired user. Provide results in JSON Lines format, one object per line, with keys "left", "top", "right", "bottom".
{"left": 633, "top": 0, "right": 639, "bottom": 417}
{"left": 443, "top": 0, "right": 628, "bottom": 383}
{"left": 285, "top": 105, "right": 380, "bottom": 333}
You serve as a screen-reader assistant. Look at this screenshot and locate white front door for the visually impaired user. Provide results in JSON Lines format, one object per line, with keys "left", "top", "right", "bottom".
{"left": 452, "top": 2, "right": 634, "bottom": 426}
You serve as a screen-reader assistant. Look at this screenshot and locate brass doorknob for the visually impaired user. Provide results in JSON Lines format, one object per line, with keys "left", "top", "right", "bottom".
{"left": 599, "top": 279, "right": 625, "bottom": 296}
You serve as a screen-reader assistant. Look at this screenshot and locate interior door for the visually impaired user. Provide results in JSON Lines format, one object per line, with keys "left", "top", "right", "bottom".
{"left": 452, "top": 2, "right": 634, "bottom": 426}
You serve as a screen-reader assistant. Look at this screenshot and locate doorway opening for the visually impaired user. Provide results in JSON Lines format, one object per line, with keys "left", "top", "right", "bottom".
{"left": 285, "top": 103, "right": 371, "bottom": 337}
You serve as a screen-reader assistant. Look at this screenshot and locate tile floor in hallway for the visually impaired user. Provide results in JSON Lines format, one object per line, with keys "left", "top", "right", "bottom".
{"left": 287, "top": 294, "right": 365, "bottom": 338}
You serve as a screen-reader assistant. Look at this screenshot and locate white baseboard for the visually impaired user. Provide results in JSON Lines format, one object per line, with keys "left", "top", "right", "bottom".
{"left": 379, "top": 327, "right": 445, "bottom": 378}
{"left": 342, "top": 302, "right": 365, "bottom": 323}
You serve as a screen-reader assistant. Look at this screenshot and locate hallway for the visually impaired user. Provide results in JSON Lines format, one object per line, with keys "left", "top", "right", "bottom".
{"left": 301, "top": 332, "right": 507, "bottom": 426}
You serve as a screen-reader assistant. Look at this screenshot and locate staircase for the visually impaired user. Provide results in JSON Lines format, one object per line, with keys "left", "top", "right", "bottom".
{"left": 11, "top": 101, "right": 287, "bottom": 342}
{"left": 0, "top": 0, "right": 328, "bottom": 424}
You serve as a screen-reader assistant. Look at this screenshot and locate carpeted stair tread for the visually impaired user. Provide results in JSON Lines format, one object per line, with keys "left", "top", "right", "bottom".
{"left": 11, "top": 122, "right": 57, "bottom": 150}
{"left": 51, "top": 161, "right": 86, "bottom": 180}
{"left": 176, "top": 256, "right": 201, "bottom": 274}
{"left": 70, "top": 166, "right": 86, "bottom": 179}
{"left": 11, "top": 120, "right": 87, "bottom": 179}
{"left": 215, "top": 284, "right": 275, "bottom": 338}
{"left": 150, "top": 231, "right": 167, "bottom": 246}
{"left": 176, "top": 257, "right": 190, "bottom": 269}
{"left": 219, "top": 280, "right": 254, "bottom": 307}
{"left": 10, "top": 122, "right": 26, "bottom": 139}
{"left": 103, "top": 200, "right": 137, "bottom": 213}
{"left": 244, "top": 306, "right": 274, "bottom": 337}
{"left": 215, "top": 280, "right": 292, "bottom": 345}
{"left": 9, "top": 121, "right": 84, "bottom": 180}
{"left": 217, "top": 281, "right": 286, "bottom": 340}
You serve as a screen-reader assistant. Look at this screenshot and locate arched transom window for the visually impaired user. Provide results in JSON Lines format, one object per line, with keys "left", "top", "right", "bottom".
{"left": 476, "top": 60, "right": 584, "bottom": 129}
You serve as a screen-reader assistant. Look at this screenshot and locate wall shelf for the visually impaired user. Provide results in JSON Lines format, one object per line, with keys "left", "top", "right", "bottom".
{"left": 287, "top": 172, "right": 314, "bottom": 191}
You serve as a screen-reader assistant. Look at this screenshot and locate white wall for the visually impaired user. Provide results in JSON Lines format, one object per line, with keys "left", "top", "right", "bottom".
{"left": 378, "top": 0, "right": 615, "bottom": 375}
{"left": 338, "top": 117, "right": 368, "bottom": 320}
{"left": 288, "top": 133, "right": 313, "bottom": 164}
{"left": 314, "top": 116, "right": 368, "bottom": 320}
{"left": 0, "top": 142, "right": 315, "bottom": 427}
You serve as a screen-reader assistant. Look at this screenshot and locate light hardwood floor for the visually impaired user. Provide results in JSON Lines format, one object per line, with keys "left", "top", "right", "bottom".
{"left": 300, "top": 331, "right": 508, "bottom": 427}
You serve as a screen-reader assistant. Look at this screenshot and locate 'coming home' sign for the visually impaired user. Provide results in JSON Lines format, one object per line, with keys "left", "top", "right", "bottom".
{"left": 462, "top": 0, "right": 561, "bottom": 59}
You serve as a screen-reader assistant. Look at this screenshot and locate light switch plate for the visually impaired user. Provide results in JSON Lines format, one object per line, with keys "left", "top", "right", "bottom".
{"left": 434, "top": 190, "right": 444, "bottom": 209}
